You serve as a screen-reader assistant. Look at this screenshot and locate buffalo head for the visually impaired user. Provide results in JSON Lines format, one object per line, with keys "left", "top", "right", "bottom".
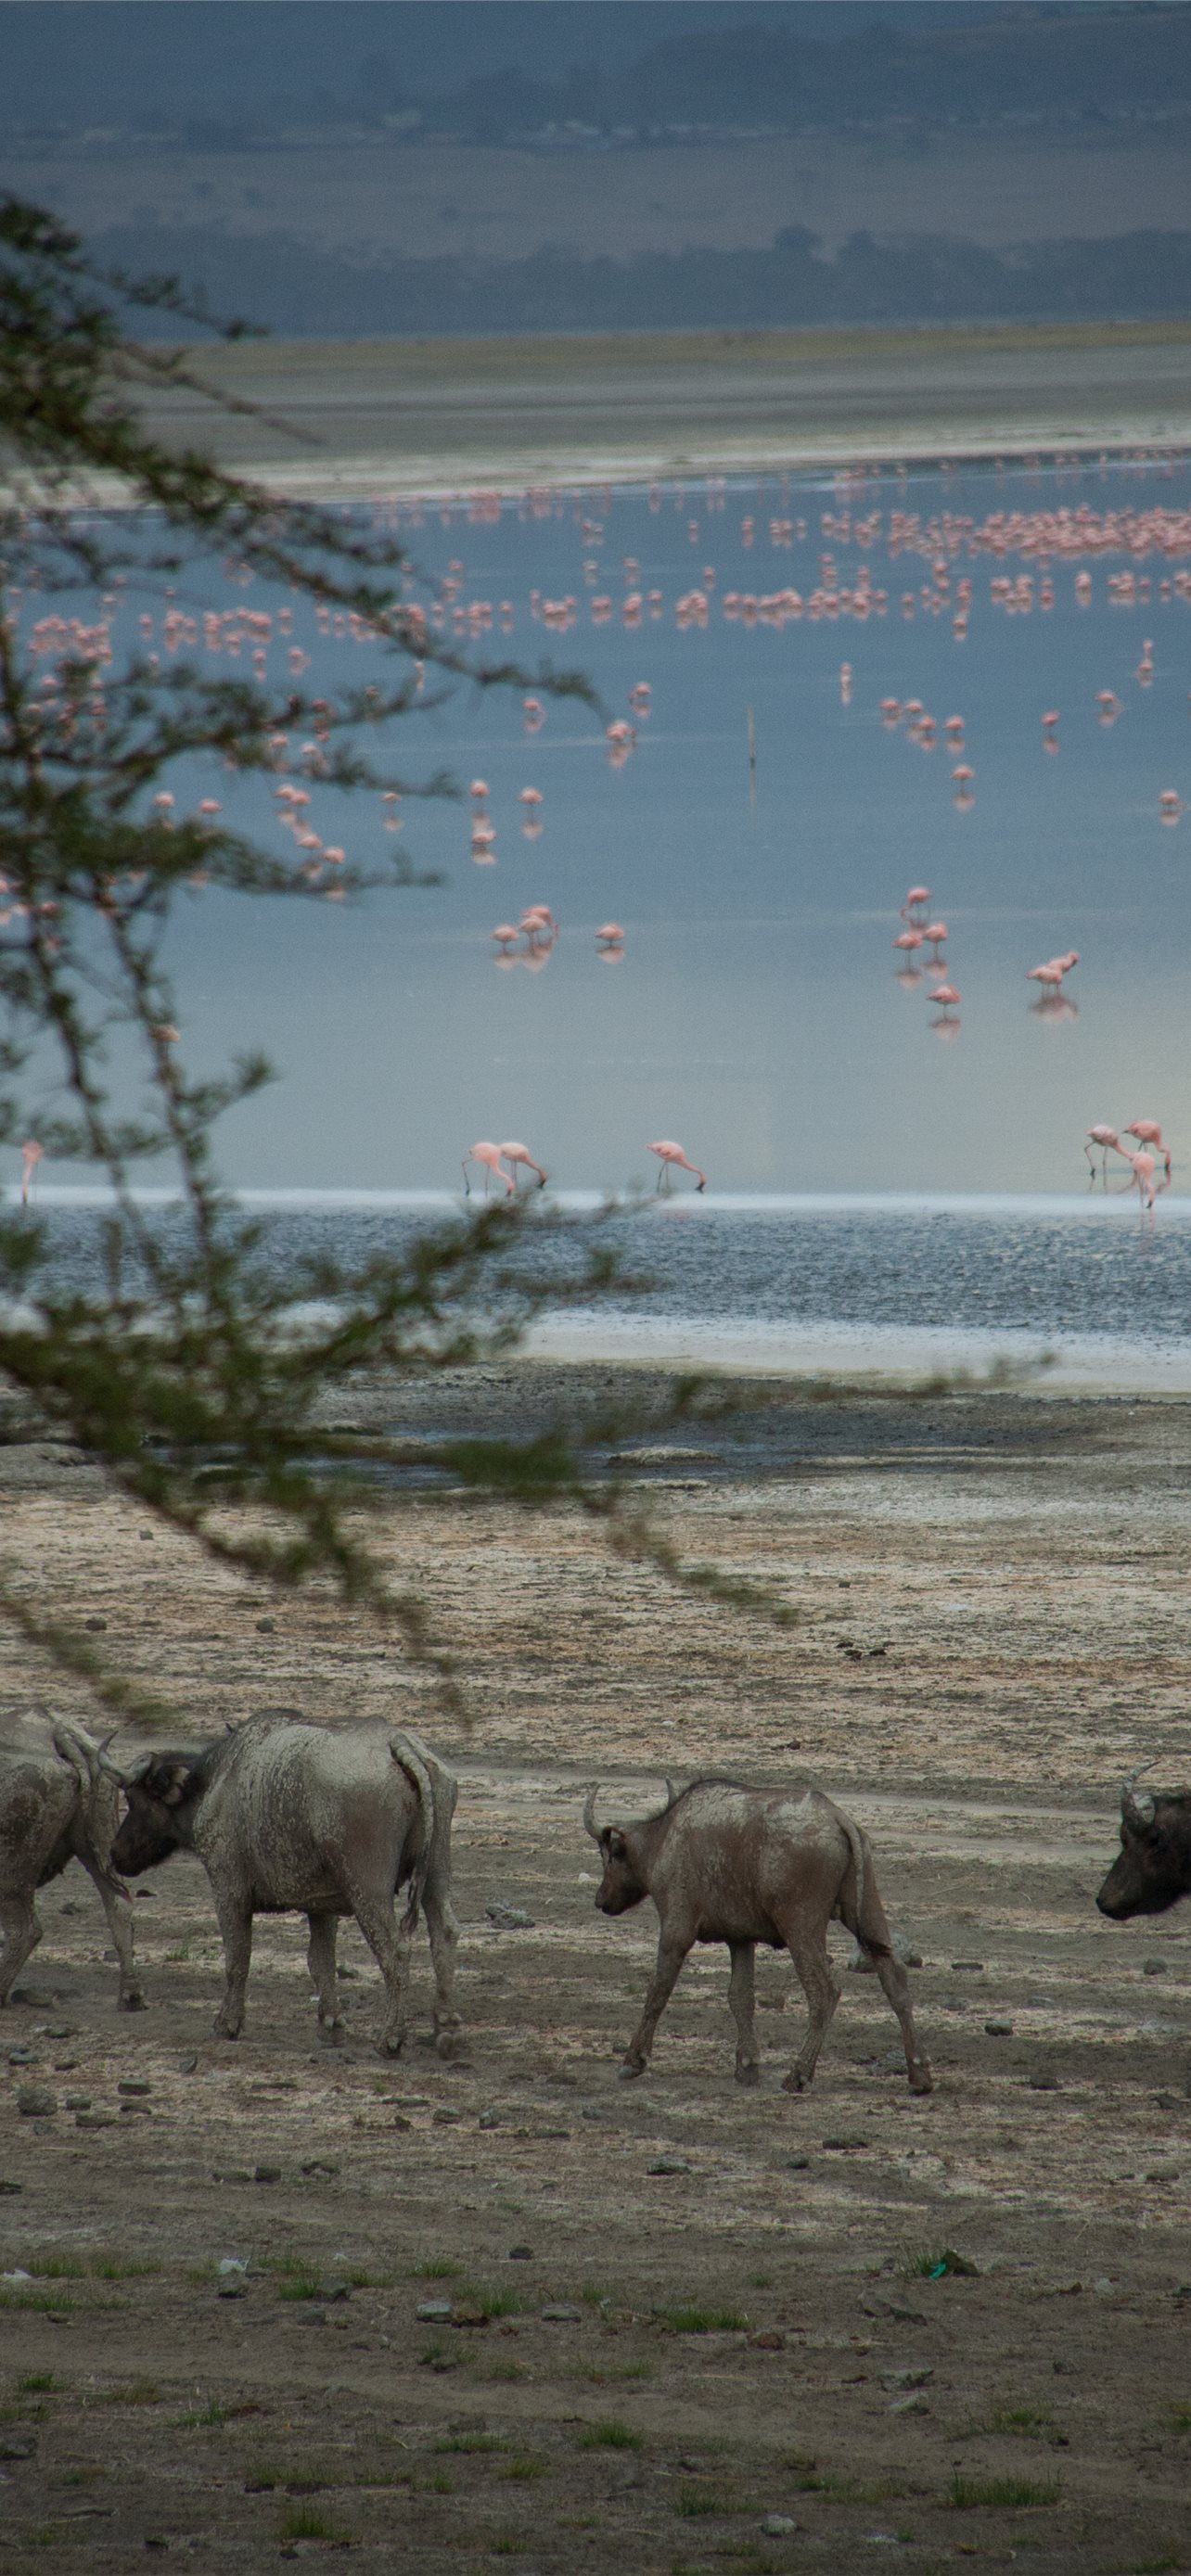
{"left": 583, "top": 1784, "right": 649, "bottom": 1915}
{"left": 1096, "top": 1774, "right": 1191, "bottom": 1922}
{"left": 109, "top": 1749, "right": 211, "bottom": 1876}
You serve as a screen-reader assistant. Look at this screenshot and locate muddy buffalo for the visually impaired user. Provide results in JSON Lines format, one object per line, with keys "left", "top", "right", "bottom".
{"left": 1, "top": 1716, "right": 143, "bottom": 2010}
{"left": 583, "top": 1775, "right": 931, "bottom": 2094}
{"left": 109, "top": 1712, "right": 458, "bottom": 2054}
{"left": 1096, "top": 1773, "right": 1191, "bottom": 1920}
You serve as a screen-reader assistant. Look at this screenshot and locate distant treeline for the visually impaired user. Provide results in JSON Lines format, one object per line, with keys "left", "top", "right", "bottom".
{"left": 399, "top": 8, "right": 1191, "bottom": 143}
{"left": 98, "top": 224, "right": 1191, "bottom": 339}
{"left": 43, "top": 6, "right": 1191, "bottom": 146}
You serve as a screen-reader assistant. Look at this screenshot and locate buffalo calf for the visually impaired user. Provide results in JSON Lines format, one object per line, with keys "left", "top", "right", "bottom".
{"left": 585, "top": 1775, "right": 930, "bottom": 2095}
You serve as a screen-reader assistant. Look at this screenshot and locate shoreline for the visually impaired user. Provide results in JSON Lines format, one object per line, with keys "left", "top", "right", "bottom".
{"left": 18, "top": 317, "right": 1189, "bottom": 506}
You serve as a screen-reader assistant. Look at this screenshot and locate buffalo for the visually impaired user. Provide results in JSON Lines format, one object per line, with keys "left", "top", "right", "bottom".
{"left": 583, "top": 1774, "right": 930, "bottom": 2094}
{"left": 1, "top": 1715, "right": 144, "bottom": 2010}
{"left": 1096, "top": 1771, "right": 1191, "bottom": 1920}
{"left": 109, "top": 1711, "right": 458, "bottom": 2054}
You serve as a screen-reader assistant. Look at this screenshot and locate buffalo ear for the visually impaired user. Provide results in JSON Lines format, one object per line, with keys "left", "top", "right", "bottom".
{"left": 607, "top": 1829, "right": 627, "bottom": 1860}
{"left": 148, "top": 1757, "right": 196, "bottom": 1807}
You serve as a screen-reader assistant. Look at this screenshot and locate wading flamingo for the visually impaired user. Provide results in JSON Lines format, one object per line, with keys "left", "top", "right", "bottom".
{"left": 500, "top": 1141, "right": 547, "bottom": 1191}
{"left": 1123, "top": 1120, "right": 1172, "bottom": 1179}
{"left": 1120, "top": 1150, "right": 1161, "bottom": 1212}
{"left": 19, "top": 1140, "right": 43, "bottom": 1205}
{"left": 648, "top": 1141, "right": 706, "bottom": 1193}
{"left": 462, "top": 1142, "right": 513, "bottom": 1197}
{"left": 1085, "top": 1125, "right": 1126, "bottom": 1183}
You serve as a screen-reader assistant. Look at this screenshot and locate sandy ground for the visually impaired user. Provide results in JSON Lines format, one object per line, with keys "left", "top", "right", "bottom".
{"left": 1, "top": 1367, "right": 1189, "bottom": 2573}
{"left": 74, "top": 322, "right": 1191, "bottom": 501}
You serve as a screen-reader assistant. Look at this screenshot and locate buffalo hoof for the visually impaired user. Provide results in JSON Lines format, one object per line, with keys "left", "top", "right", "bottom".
{"left": 909, "top": 2067, "right": 934, "bottom": 2096}
{"left": 119, "top": 1991, "right": 147, "bottom": 2012}
{"left": 781, "top": 2068, "right": 809, "bottom": 2095}
{"left": 618, "top": 2060, "right": 646, "bottom": 2082}
{"left": 434, "top": 2030, "right": 460, "bottom": 2061}
{"left": 378, "top": 2034, "right": 407, "bottom": 2060}
{"left": 735, "top": 2061, "right": 761, "bottom": 2087}
{"left": 317, "top": 2019, "right": 346, "bottom": 2047}
{"left": 213, "top": 2019, "right": 242, "bottom": 2042}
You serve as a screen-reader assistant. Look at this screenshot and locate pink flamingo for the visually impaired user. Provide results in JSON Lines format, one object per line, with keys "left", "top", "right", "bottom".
{"left": 1027, "top": 953, "right": 1078, "bottom": 997}
{"left": 500, "top": 1141, "right": 547, "bottom": 1191}
{"left": 19, "top": 1139, "right": 43, "bottom": 1206}
{"left": 893, "top": 928, "right": 923, "bottom": 959}
{"left": 1085, "top": 1125, "right": 1126, "bottom": 1183}
{"left": 928, "top": 982, "right": 960, "bottom": 1018}
{"left": 1120, "top": 1150, "right": 1161, "bottom": 1212}
{"left": 462, "top": 1142, "right": 513, "bottom": 1198}
{"left": 1123, "top": 1120, "right": 1172, "bottom": 1180}
{"left": 922, "top": 919, "right": 948, "bottom": 960}
{"left": 648, "top": 1141, "right": 706, "bottom": 1194}
{"left": 902, "top": 886, "right": 931, "bottom": 922}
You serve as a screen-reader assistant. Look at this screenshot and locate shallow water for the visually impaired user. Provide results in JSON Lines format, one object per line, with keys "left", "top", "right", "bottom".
{"left": 17, "top": 1191, "right": 1191, "bottom": 1386}
{"left": 19, "top": 451, "right": 1190, "bottom": 1205}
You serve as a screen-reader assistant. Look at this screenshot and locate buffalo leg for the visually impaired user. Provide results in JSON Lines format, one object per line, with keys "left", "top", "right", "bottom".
{"left": 0, "top": 1894, "right": 40, "bottom": 2004}
{"left": 874, "top": 1953, "right": 932, "bottom": 2094}
{"left": 77, "top": 1855, "right": 144, "bottom": 2012}
{"left": 780, "top": 1921, "right": 840, "bottom": 2092}
{"left": 621, "top": 1933, "right": 690, "bottom": 2076}
{"left": 306, "top": 1911, "right": 344, "bottom": 2043}
{"left": 211, "top": 1891, "right": 254, "bottom": 2039}
{"left": 727, "top": 1939, "right": 760, "bottom": 2084}
{"left": 422, "top": 1879, "right": 461, "bottom": 2055}
{"left": 349, "top": 1886, "right": 412, "bottom": 2058}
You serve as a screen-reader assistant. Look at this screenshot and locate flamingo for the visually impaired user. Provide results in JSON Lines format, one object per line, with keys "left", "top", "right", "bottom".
{"left": 901, "top": 886, "right": 931, "bottom": 921}
{"left": 1085, "top": 1125, "right": 1126, "bottom": 1183}
{"left": 922, "top": 920, "right": 948, "bottom": 959}
{"left": 1123, "top": 1121, "right": 1172, "bottom": 1180}
{"left": 462, "top": 1142, "right": 513, "bottom": 1198}
{"left": 928, "top": 983, "right": 960, "bottom": 1016}
{"left": 648, "top": 1141, "right": 706, "bottom": 1194}
{"left": 19, "top": 1140, "right": 43, "bottom": 1206}
{"left": 1120, "top": 1150, "right": 1160, "bottom": 1211}
{"left": 500, "top": 1141, "right": 547, "bottom": 1191}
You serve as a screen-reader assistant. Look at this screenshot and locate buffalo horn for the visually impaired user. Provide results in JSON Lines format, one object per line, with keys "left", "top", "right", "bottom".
{"left": 664, "top": 1777, "right": 679, "bottom": 1804}
{"left": 582, "top": 1783, "right": 602, "bottom": 1843}
{"left": 1121, "top": 1757, "right": 1159, "bottom": 1829}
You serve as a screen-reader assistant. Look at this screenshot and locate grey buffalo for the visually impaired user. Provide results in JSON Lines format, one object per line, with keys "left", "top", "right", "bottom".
{"left": 583, "top": 1775, "right": 931, "bottom": 2094}
{"left": 109, "top": 1712, "right": 459, "bottom": 2054}
{"left": 1096, "top": 1770, "right": 1191, "bottom": 1920}
{"left": 1, "top": 1715, "right": 144, "bottom": 2010}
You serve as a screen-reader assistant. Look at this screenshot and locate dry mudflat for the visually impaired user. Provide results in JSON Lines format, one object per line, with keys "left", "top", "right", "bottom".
{"left": 116, "top": 321, "right": 1191, "bottom": 496}
{"left": 1, "top": 1366, "right": 1189, "bottom": 2575}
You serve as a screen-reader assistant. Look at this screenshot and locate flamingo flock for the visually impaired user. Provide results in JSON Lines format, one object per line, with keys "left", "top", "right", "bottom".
{"left": 10, "top": 449, "right": 1188, "bottom": 1212}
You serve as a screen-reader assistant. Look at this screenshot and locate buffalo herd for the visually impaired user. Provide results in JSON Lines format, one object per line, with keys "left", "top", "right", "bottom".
{"left": 2, "top": 1710, "right": 1187, "bottom": 2086}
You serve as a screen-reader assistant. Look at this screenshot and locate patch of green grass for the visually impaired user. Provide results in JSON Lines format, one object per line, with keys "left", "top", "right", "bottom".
{"left": 433, "top": 2431, "right": 509, "bottom": 2455}
{"left": 1172, "top": 2407, "right": 1191, "bottom": 2434}
{"left": 92, "top": 2378, "right": 161, "bottom": 2406}
{"left": 481, "top": 2359, "right": 528, "bottom": 2383}
{"left": 748, "top": 2273, "right": 774, "bottom": 2289}
{"left": 580, "top": 2282, "right": 609, "bottom": 2308}
{"left": 674, "top": 2483, "right": 734, "bottom": 2518}
{"left": 500, "top": 2455, "right": 546, "bottom": 2482}
{"left": 276, "top": 2504, "right": 352, "bottom": 2544}
{"left": 0, "top": 2287, "right": 82, "bottom": 2315}
{"left": 25, "top": 2253, "right": 85, "bottom": 2279}
{"left": 588, "top": 2357, "right": 654, "bottom": 2384}
{"left": 488, "top": 2533, "right": 520, "bottom": 2557}
{"left": 473, "top": 2288, "right": 522, "bottom": 2321}
{"left": 579, "top": 2419, "right": 645, "bottom": 2452}
{"left": 163, "top": 1944, "right": 191, "bottom": 1961}
{"left": 15, "top": 2373, "right": 60, "bottom": 2394}
{"left": 90, "top": 2256, "right": 160, "bottom": 2281}
{"left": 992, "top": 2407, "right": 1061, "bottom": 2444}
{"left": 663, "top": 2304, "right": 747, "bottom": 2335}
{"left": 412, "top": 2256, "right": 466, "bottom": 2280}
{"left": 276, "top": 2273, "right": 324, "bottom": 2302}
{"left": 428, "top": 2470, "right": 455, "bottom": 2493}
{"left": 950, "top": 2473, "right": 1061, "bottom": 2511}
